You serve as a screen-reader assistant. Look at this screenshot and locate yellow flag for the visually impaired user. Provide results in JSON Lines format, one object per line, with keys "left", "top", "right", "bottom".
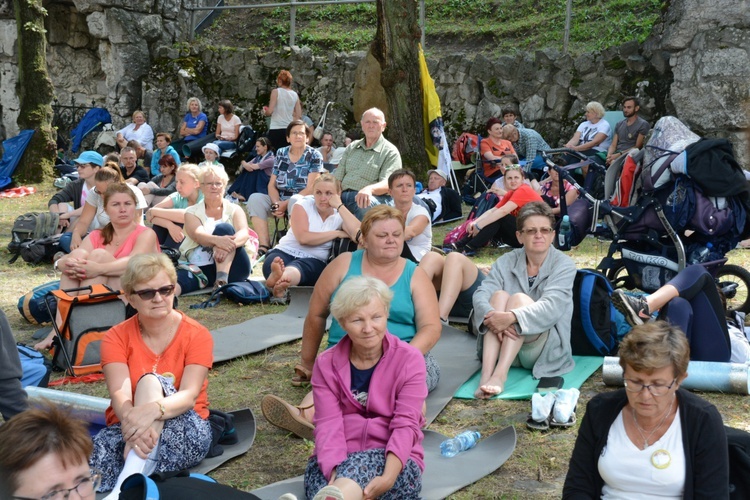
{"left": 419, "top": 46, "right": 451, "bottom": 174}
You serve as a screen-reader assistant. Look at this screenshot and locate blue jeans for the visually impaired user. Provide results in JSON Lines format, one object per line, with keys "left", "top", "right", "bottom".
{"left": 213, "top": 140, "right": 236, "bottom": 152}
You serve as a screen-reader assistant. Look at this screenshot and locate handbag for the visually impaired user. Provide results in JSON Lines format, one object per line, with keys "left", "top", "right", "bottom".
{"left": 313, "top": 101, "right": 333, "bottom": 140}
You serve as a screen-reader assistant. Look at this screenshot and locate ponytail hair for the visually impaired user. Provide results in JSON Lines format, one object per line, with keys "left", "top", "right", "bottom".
{"left": 95, "top": 166, "right": 124, "bottom": 183}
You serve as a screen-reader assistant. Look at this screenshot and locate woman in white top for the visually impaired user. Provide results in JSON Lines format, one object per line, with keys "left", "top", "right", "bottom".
{"left": 116, "top": 110, "right": 154, "bottom": 151}
{"left": 264, "top": 173, "right": 359, "bottom": 298}
{"left": 563, "top": 101, "right": 611, "bottom": 173}
{"left": 263, "top": 70, "right": 302, "bottom": 151}
{"left": 68, "top": 164, "right": 148, "bottom": 250}
{"left": 564, "top": 321, "right": 729, "bottom": 498}
{"left": 213, "top": 99, "right": 242, "bottom": 152}
{"left": 388, "top": 169, "right": 432, "bottom": 263}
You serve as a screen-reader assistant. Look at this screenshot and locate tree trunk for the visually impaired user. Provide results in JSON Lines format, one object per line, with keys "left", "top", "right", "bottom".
{"left": 14, "top": 0, "right": 56, "bottom": 183}
{"left": 372, "top": 0, "right": 430, "bottom": 178}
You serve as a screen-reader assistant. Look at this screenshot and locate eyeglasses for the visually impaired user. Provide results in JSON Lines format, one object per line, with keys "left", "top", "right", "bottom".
{"left": 519, "top": 227, "right": 554, "bottom": 235}
{"left": 290, "top": 131, "right": 307, "bottom": 137}
{"left": 623, "top": 378, "right": 677, "bottom": 396}
{"left": 132, "top": 285, "right": 175, "bottom": 300}
{"left": 201, "top": 182, "right": 223, "bottom": 188}
{"left": 76, "top": 164, "right": 92, "bottom": 169}
{"left": 13, "top": 469, "right": 102, "bottom": 500}
{"left": 505, "top": 164, "right": 522, "bottom": 170}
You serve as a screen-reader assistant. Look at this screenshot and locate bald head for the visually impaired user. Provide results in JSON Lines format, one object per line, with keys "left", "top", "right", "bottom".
{"left": 502, "top": 124, "right": 519, "bottom": 142}
{"left": 361, "top": 108, "right": 387, "bottom": 146}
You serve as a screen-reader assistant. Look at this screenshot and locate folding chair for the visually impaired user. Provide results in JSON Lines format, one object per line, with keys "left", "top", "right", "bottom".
{"left": 45, "top": 284, "right": 126, "bottom": 376}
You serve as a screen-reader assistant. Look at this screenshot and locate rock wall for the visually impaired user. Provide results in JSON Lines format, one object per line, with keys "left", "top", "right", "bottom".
{"left": 0, "top": 0, "right": 747, "bottom": 165}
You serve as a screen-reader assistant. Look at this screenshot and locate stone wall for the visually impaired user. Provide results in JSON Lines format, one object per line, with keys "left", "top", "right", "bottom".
{"left": 0, "top": 0, "right": 747, "bottom": 165}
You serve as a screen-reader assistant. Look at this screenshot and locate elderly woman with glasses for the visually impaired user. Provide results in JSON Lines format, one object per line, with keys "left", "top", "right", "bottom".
{"left": 176, "top": 164, "right": 252, "bottom": 295}
{"left": 564, "top": 321, "right": 729, "bottom": 498}
{"left": 0, "top": 404, "right": 101, "bottom": 500}
{"left": 471, "top": 202, "right": 576, "bottom": 398}
{"left": 452, "top": 165, "right": 543, "bottom": 255}
{"left": 90, "top": 254, "right": 214, "bottom": 497}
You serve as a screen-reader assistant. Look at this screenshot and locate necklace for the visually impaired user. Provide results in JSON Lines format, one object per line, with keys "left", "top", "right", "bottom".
{"left": 624, "top": 118, "right": 640, "bottom": 139}
{"left": 631, "top": 398, "right": 674, "bottom": 450}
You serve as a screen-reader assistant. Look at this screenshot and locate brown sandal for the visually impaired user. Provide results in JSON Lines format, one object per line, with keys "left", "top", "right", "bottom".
{"left": 291, "top": 364, "right": 312, "bottom": 387}
{"left": 261, "top": 394, "right": 314, "bottom": 440}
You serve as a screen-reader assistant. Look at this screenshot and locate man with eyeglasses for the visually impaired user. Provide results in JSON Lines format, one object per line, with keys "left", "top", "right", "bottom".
{"left": 333, "top": 108, "right": 405, "bottom": 220}
{"left": 0, "top": 403, "right": 101, "bottom": 500}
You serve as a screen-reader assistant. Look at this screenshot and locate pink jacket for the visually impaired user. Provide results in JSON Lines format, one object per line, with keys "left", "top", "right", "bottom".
{"left": 311, "top": 332, "right": 427, "bottom": 480}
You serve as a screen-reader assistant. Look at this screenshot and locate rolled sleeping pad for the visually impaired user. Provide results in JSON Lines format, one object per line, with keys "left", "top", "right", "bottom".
{"left": 25, "top": 386, "right": 109, "bottom": 425}
{"left": 182, "top": 133, "right": 216, "bottom": 158}
{"left": 602, "top": 356, "right": 750, "bottom": 395}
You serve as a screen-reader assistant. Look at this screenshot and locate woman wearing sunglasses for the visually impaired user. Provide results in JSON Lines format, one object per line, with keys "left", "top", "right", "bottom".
{"left": 90, "top": 253, "right": 214, "bottom": 497}
{"left": 471, "top": 202, "right": 576, "bottom": 398}
{"left": 452, "top": 164, "right": 543, "bottom": 256}
{"left": 564, "top": 322, "right": 728, "bottom": 498}
{"left": 0, "top": 404, "right": 101, "bottom": 500}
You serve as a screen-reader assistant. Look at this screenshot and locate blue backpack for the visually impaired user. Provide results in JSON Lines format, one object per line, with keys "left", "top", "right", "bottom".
{"left": 17, "top": 280, "right": 60, "bottom": 324}
{"left": 570, "top": 269, "right": 622, "bottom": 356}
{"left": 190, "top": 280, "right": 270, "bottom": 309}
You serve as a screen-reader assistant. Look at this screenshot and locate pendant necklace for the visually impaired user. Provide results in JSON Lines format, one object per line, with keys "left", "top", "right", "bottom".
{"left": 632, "top": 398, "right": 673, "bottom": 450}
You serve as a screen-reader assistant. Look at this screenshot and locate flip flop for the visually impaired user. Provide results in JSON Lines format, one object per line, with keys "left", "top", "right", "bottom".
{"left": 261, "top": 394, "right": 314, "bottom": 440}
{"left": 291, "top": 364, "right": 312, "bottom": 387}
{"left": 550, "top": 412, "right": 577, "bottom": 428}
{"left": 526, "top": 414, "right": 550, "bottom": 431}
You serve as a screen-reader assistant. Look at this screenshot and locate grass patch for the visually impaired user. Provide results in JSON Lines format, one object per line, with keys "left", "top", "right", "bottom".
{"left": 198, "top": 0, "right": 664, "bottom": 58}
{"left": 2, "top": 184, "right": 749, "bottom": 497}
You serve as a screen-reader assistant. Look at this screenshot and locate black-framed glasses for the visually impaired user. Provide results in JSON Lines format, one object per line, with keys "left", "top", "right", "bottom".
{"left": 132, "top": 284, "right": 175, "bottom": 300}
{"left": 623, "top": 378, "right": 677, "bottom": 396}
{"left": 75, "top": 163, "right": 93, "bottom": 169}
{"left": 519, "top": 227, "right": 554, "bottom": 236}
{"left": 13, "top": 469, "right": 101, "bottom": 500}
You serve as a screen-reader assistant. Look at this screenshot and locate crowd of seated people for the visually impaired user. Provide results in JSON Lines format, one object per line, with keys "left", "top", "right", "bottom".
{"left": 28, "top": 95, "right": 748, "bottom": 499}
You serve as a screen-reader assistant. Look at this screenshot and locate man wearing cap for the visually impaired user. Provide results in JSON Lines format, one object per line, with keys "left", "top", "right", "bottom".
{"left": 333, "top": 108, "right": 403, "bottom": 219}
{"left": 606, "top": 96, "right": 650, "bottom": 165}
{"left": 418, "top": 169, "right": 462, "bottom": 223}
{"left": 48, "top": 151, "right": 104, "bottom": 252}
{"left": 120, "top": 147, "right": 150, "bottom": 185}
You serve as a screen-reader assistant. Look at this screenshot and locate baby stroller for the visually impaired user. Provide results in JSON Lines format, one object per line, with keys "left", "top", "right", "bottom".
{"left": 542, "top": 117, "right": 750, "bottom": 313}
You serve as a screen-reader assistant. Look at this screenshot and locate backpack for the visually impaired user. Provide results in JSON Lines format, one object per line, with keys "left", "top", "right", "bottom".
{"left": 570, "top": 269, "right": 619, "bottom": 356}
{"left": 442, "top": 218, "right": 473, "bottom": 247}
{"left": 442, "top": 192, "right": 499, "bottom": 247}
{"left": 17, "top": 343, "right": 51, "bottom": 388}
{"left": 19, "top": 233, "right": 62, "bottom": 264}
{"left": 17, "top": 280, "right": 60, "bottom": 325}
{"left": 190, "top": 280, "right": 270, "bottom": 309}
{"left": 8, "top": 212, "right": 59, "bottom": 263}
{"left": 452, "top": 132, "right": 478, "bottom": 165}
{"left": 119, "top": 470, "right": 261, "bottom": 500}
{"left": 235, "top": 125, "right": 256, "bottom": 156}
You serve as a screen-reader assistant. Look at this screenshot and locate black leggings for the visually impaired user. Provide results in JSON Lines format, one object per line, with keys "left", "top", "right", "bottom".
{"left": 660, "top": 265, "right": 731, "bottom": 362}
{"left": 465, "top": 214, "right": 521, "bottom": 249}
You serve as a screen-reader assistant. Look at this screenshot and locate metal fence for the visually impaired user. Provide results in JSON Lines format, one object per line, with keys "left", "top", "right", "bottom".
{"left": 51, "top": 97, "right": 98, "bottom": 151}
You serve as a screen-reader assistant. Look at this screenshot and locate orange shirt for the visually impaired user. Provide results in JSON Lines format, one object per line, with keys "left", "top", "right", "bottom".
{"left": 480, "top": 138, "right": 517, "bottom": 177}
{"left": 496, "top": 183, "right": 543, "bottom": 217}
{"left": 101, "top": 312, "right": 213, "bottom": 425}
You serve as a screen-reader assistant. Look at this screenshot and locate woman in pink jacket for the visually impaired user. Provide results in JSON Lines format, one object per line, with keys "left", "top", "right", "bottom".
{"left": 305, "top": 276, "right": 426, "bottom": 500}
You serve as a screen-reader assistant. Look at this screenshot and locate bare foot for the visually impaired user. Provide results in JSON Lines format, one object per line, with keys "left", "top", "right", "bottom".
{"left": 474, "top": 376, "right": 505, "bottom": 399}
{"left": 266, "top": 256, "right": 285, "bottom": 290}
{"left": 273, "top": 274, "right": 292, "bottom": 298}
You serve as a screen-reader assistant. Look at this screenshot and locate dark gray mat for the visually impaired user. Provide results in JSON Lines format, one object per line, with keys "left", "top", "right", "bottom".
{"left": 212, "top": 286, "right": 315, "bottom": 363}
{"left": 425, "top": 324, "right": 481, "bottom": 424}
{"left": 95, "top": 408, "right": 256, "bottom": 499}
{"left": 191, "top": 408, "right": 256, "bottom": 474}
{"left": 250, "top": 426, "right": 517, "bottom": 500}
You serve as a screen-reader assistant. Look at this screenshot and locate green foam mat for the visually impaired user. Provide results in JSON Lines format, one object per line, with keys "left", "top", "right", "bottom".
{"left": 454, "top": 355, "right": 603, "bottom": 400}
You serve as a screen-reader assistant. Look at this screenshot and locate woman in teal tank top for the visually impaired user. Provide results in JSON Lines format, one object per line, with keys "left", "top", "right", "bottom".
{"left": 261, "top": 206, "right": 442, "bottom": 439}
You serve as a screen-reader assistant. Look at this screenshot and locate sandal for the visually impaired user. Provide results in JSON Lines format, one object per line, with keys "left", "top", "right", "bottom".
{"left": 258, "top": 244, "right": 270, "bottom": 257}
{"left": 261, "top": 394, "right": 314, "bottom": 440}
{"left": 291, "top": 364, "right": 312, "bottom": 387}
{"left": 526, "top": 413, "right": 550, "bottom": 431}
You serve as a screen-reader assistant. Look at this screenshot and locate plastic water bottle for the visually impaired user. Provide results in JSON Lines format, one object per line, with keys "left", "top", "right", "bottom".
{"left": 688, "top": 242, "right": 712, "bottom": 264}
{"left": 440, "top": 430, "right": 481, "bottom": 457}
{"left": 558, "top": 215, "right": 571, "bottom": 249}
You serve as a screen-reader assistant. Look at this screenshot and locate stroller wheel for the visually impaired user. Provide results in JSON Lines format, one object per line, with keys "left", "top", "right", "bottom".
{"left": 607, "top": 264, "right": 634, "bottom": 290}
{"left": 715, "top": 264, "right": 750, "bottom": 314}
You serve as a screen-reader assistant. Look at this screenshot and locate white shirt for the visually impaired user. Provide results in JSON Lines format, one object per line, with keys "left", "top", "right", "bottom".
{"left": 599, "top": 408, "right": 685, "bottom": 499}
{"left": 405, "top": 203, "right": 432, "bottom": 262}
{"left": 418, "top": 188, "right": 442, "bottom": 221}
{"left": 277, "top": 196, "right": 343, "bottom": 261}
{"left": 269, "top": 88, "right": 299, "bottom": 130}
{"left": 117, "top": 123, "right": 154, "bottom": 151}
{"left": 576, "top": 119, "right": 612, "bottom": 152}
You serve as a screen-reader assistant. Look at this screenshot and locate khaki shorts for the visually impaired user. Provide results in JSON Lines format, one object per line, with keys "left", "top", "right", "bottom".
{"left": 511, "top": 330, "right": 550, "bottom": 370}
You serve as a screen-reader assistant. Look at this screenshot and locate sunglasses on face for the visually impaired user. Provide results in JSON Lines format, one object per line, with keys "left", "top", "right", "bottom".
{"left": 505, "top": 164, "right": 522, "bottom": 171}
{"left": 132, "top": 284, "right": 175, "bottom": 300}
{"left": 519, "top": 227, "right": 554, "bottom": 235}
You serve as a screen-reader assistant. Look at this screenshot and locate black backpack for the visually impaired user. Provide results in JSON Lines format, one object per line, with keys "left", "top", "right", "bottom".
{"left": 235, "top": 125, "right": 257, "bottom": 156}
{"left": 119, "top": 470, "right": 260, "bottom": 499}
{"left": 570, "top": 269, "right": 618, "bottom": 356}
{"left": 8, "top": 212, "right": 59, "bottom": 263}
{"left": 18, "top": 233, "right": 62, "bottom": 264}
